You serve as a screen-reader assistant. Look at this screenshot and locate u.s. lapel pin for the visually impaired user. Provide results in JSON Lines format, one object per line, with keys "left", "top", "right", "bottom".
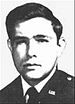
{"left": 48, "top": 90, "right": 55, "bottom": 95}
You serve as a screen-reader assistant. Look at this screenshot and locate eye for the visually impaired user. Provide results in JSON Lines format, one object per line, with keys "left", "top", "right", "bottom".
{"left": 13, "top": 40, "right": 24, "bottom": 47}
{"left": 13, "top": 40, "right": 28, "bottom": 48}
{"left": 16, "top": 40, "right": 25, "bottom": 45}
{"left": 14, "top": 38, "right": 29, "bottom": 45}
{"left": 36, "top": 39, "right": 49, "bottom": 43}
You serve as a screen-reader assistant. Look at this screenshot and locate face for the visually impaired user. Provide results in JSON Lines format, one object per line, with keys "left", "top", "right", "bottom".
{"left": 9, "top": 18, "right": 60, "bottom": 85}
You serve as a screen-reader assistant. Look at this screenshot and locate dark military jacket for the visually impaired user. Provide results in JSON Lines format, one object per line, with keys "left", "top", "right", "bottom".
{"left": 0, "top": 70, "right": 74, "bottom": 104}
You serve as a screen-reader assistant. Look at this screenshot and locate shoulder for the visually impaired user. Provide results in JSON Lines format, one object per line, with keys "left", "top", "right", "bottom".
{"left": 52, "top": 69, "right": 74, "bottom": 88}
{"left": 57, "top": 70, "right": 74, "bottom": 85}
{"left": 0, "top": 76, "right": 21, "bottom": 103}
{"left": 0, "top": 75, "right": 21, "bottom": 92}
{"left": 56, "top": 70, "right": 74, "bottom": 102}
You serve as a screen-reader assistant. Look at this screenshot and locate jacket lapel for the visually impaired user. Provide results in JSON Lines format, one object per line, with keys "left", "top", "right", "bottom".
{"left": 38, "top": 70, "right": 60, "bottom": 103}
{"left": 8, "top": 75, "right": 24, "bottom": 103}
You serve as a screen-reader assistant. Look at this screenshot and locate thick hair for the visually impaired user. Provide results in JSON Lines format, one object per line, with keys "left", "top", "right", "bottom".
{"left": 6, "top": 3, "right": 63, "bottom": 44}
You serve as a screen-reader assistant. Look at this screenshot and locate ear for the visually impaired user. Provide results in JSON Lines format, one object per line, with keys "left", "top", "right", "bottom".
{"left": 7, "top": 39, "right": 12, "bottom": 52}
{"left": 57, "top": 37, "right": 66, "bottom": 57}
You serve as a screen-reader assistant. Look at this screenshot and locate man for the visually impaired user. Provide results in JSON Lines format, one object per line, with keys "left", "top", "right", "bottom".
{"left": 0, "top": 2, "right": 74, "bottom": 104}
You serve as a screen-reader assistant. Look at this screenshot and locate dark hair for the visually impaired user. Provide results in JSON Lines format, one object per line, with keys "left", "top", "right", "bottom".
{"left": 6, "top": 2, "right": 63, "bottom": 44}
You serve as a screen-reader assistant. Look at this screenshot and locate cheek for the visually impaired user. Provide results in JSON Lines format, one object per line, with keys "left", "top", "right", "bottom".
{"left": 38, "top": 44, "right": 57, "bottom": 64}
{"left": 12, "top": 44, "right": 27, "bottom": 65}
{"left": 39, "top": 44, "right": 57, "bottom": 57}
{"left": 16, "top": 43, "right": 27, "bottom": 59}
{"left": 46, "top": 46, "right": 57, "bottom": 59}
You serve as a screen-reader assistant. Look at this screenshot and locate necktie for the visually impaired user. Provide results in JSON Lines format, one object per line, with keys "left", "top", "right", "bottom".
{"left": 25, "top": 87, "right": 39, "bottom": 104}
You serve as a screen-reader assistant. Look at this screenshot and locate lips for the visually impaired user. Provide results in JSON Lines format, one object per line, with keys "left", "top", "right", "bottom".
{"left": 23, "top": 63, "right": 41, "bottom": 67}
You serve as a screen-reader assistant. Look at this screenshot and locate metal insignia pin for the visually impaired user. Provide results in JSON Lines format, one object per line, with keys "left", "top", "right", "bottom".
{"left": 48, "top": 90, "right": 55, "bottom": 95}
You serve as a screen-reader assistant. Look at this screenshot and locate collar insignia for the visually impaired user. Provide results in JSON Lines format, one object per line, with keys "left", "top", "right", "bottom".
{"left": 48, "top": 90, "right": 55, "bottom": 95}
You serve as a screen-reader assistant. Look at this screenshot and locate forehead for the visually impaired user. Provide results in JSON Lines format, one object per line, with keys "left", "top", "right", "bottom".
{"left": 15, "top": 17, "right": 56, "bottom": 38}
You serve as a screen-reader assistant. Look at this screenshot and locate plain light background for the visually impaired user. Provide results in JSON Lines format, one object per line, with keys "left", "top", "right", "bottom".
{"left": 0, "top": 0, "right": 74, "bottom": 90}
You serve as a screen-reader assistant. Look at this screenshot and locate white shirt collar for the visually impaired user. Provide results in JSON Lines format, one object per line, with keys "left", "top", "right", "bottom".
{"left": 21, "top": 66, "right": 56, "bottom": 96}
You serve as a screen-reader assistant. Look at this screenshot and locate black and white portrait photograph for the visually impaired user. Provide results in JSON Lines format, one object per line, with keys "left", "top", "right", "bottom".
{"left": 0, "top": 0, "right": 74, "bottom": 104}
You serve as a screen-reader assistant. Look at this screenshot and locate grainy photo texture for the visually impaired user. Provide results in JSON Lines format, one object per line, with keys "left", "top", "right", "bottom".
{"left": 0, "top": 1, "right": 74, "bottom": 104}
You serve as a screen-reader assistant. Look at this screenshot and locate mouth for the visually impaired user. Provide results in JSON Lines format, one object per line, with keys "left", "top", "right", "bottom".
{"left": 23, "top": 63, "right": 42, "bottom": 67}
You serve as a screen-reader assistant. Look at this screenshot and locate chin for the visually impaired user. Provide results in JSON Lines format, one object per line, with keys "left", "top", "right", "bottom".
{"left": 23, "top": 71, "right": 49, "bottom": 83}
{"left": 25, "top": 74, "right": 43, "bottom": 80}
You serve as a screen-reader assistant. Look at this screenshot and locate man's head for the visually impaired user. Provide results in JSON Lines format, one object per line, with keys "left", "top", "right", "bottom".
{"left": 6, "top": 3, "right": 66, "bottom": 86}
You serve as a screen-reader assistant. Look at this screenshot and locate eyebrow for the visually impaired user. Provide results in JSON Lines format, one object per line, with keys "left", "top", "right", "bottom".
{"left": 12, "top": 36, "right": 28, "bottom": 40}
{"left": 13, "top": 34, "right": 47, "bottom": 40}
{"left": 12, "top": 34, "right": 51, "bottom": 41}
{"left": 33, "top": 34, "right": 47, "bottom": 39}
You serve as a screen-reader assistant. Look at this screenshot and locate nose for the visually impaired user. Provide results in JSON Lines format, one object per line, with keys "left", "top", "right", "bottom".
{"left": 28, "top": 39, "right": 37, "bottom": 58}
